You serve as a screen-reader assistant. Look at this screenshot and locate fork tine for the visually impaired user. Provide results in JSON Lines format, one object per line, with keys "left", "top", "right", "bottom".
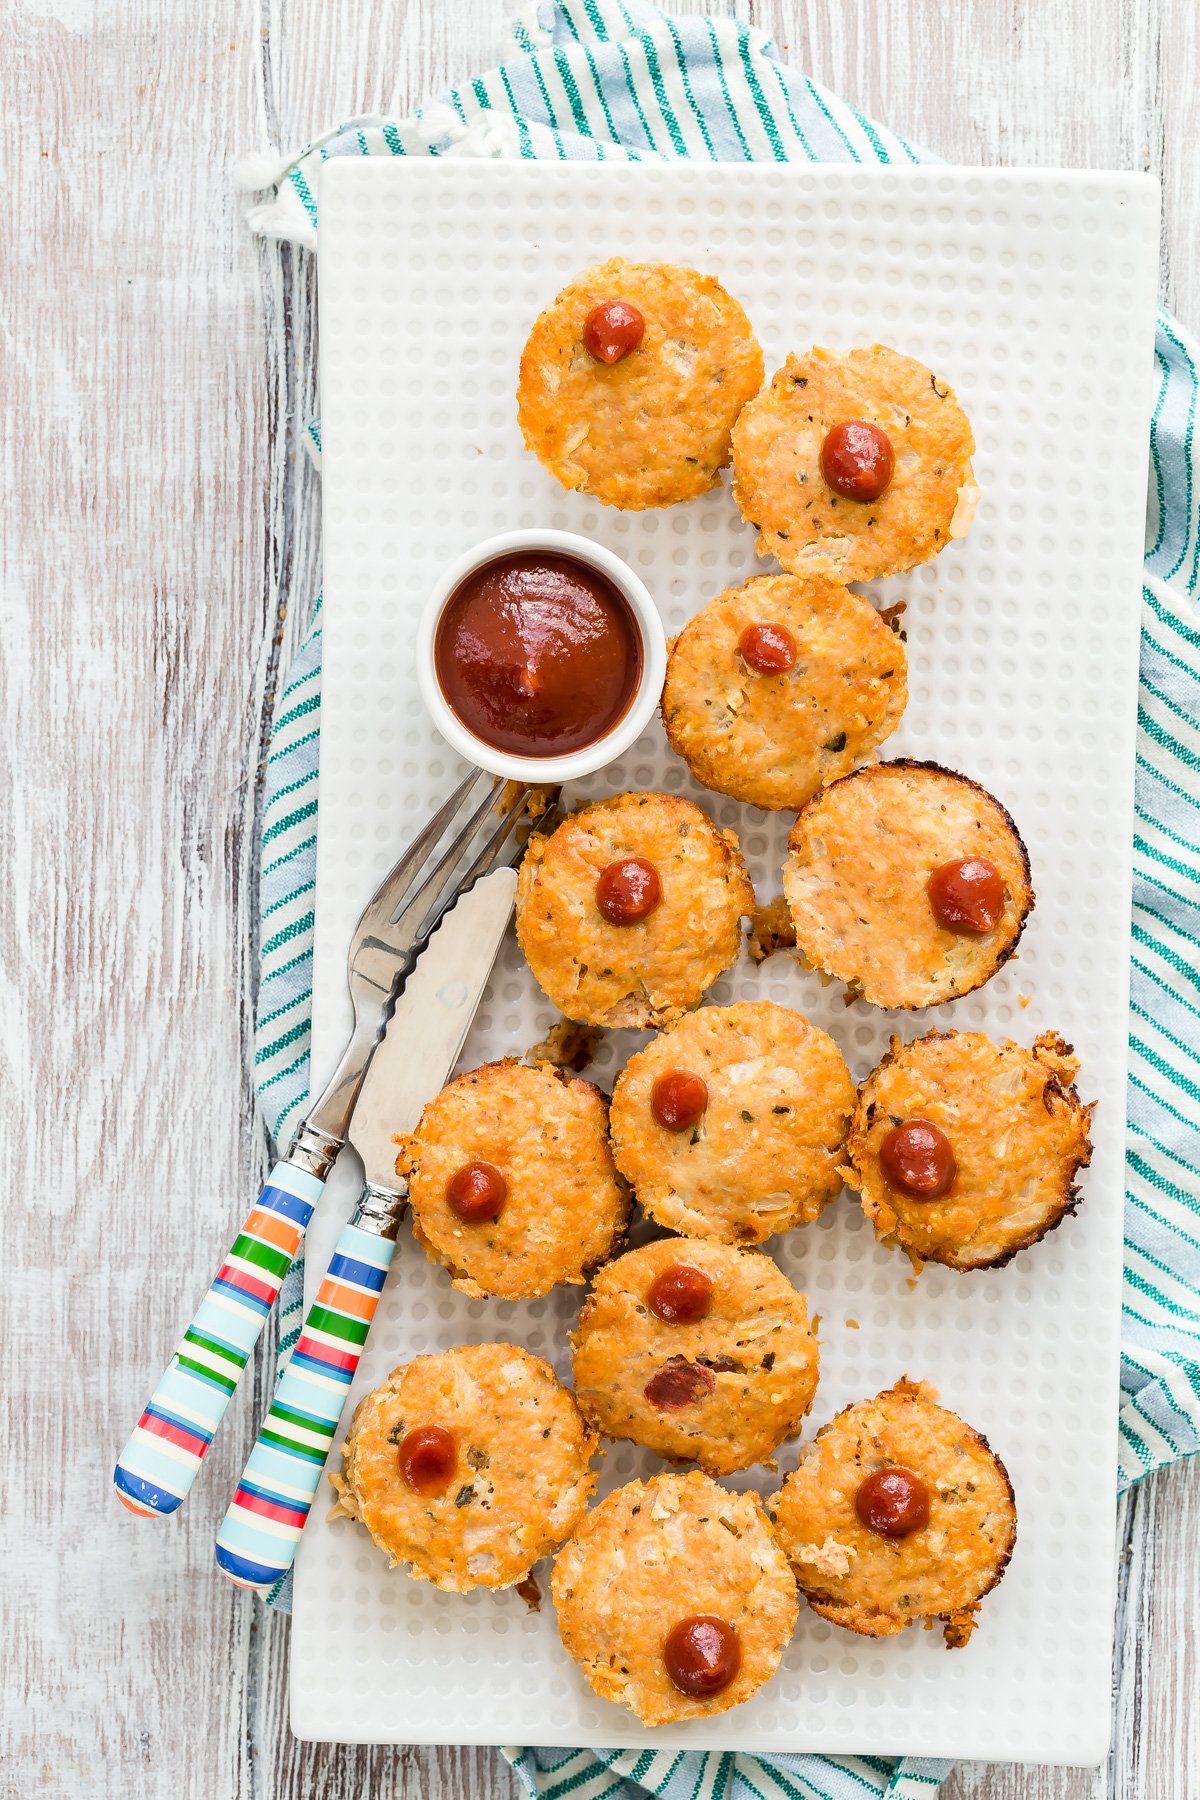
{"left": 410, "top": 794, "right": 561, "bottom": 958}
{"left": 379, "top": 780, "right": 530, "bottom": 941}
{"left": 448, "top": 787, "right": 559, "bottom": 901}
{"left": 357, "top": 781, "right": 503, "bottom": 950}
{"left": 354, "top": 768, "right": 490, "bottom": 923}
{"left": 352, "top": 769, "right": 493, "bottom": 945}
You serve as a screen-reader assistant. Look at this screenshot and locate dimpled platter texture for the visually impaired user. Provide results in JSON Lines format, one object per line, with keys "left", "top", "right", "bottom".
{"left": 294, "top": 159, "right": 1159, "bottom": 1761}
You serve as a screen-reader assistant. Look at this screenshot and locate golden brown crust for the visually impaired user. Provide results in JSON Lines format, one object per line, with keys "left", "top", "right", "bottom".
{"left": 661, "top": 574, "right": 908, "bottom": 811}
{"left": 571, "top": 1238, "right": 820, "bottom": 1474}
{"left": 398, "top": 1059, "right": 629, "bottom": 1299}
{"left": 517, "top": 259, "right": 764, "bottom": 510}
{"left": 609, "top": 1001, "right": 855, "bottom": 1243}
{"left": 845, "top": 1030, "right": 1094, "bottom": 1270}
{"left": 747, "top": 894, "right": 797, "bottom": 965}
{"left": 328, "top": 1344, "right": 598, "bottom": 1591}
{"left": 515, "top": 792, "right": 755, "bottom": 1029}
{"left": 769, "top": 1378, "right": 1016, "bottom": 1647}
{"left": 783, "top": 760, "right": 1034, "bottom": 1010}
{"left": 525, "top": 1018, "right": 604, "bottom": 1074}
{"left": 730, "top": 346, "right": 978, "bottom": 580}
{"left": 551, "top": 1471, "right": 798, "bottom": 1724}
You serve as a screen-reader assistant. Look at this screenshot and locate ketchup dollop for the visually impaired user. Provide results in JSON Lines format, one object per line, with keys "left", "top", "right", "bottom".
{"left": 647, "top": 1262, "right": 714, "bottom": 1324}
{"left": 446, "top": 1160, "right": 507, "bottom": 1222}
{"left": 398, "top": 1425, "right": 458, "bottom": 1497}
{"left": 820, "top": 421, "right": 895, "bottom": 502}
{"left": 596, "top": 856, "right": 662, "bottom": 924}
{"left": 663, "top": 1616, "right": 742, "bottom": 1696}
{"left": 583, "top": 300, "right": 645, "bottom": 364}
{"left": 435, "top": 552, "right": 642, "bottom": 757}
{"left": 739, "top": 622, "right": 797, "bottom": 674}
{"left": 879, "top": 1120, "right": 957, "bottom": 1198}
{"left": 927, "top": 856, "right": 1005, "bottom": 933}
{"left": 651, "top": 1070, "right": 709, "bottom": 1131}
{"left": 855, "top": 1466, "right": 931, "bottom": 1538}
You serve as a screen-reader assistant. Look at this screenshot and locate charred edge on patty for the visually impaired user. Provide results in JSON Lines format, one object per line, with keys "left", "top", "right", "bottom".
{"left": 526, "top": 1018, "right": 605, "bottom": 1073}
{"left": 936, "top": 1128, "right": 1094, "bottom": 1273}
{"left": 747, "top": 895, "right": 797, "bottom": 964}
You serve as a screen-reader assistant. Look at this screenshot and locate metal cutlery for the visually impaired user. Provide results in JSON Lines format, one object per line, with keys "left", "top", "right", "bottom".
{"left": 114, "top": 770, "right": 552, "bottom": 1518}
{"left": 213, "top": 864, "right": 520, "bottom": 1589}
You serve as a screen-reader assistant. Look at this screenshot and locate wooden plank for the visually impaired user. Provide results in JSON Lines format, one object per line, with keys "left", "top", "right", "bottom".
{"left": 2, "top": 2, "right": 271, "bottom": 1796}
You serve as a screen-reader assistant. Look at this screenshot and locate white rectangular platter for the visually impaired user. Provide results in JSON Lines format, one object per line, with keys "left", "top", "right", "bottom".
{"left": 296, "top": 158, "right": 1159, "bottom": 1764}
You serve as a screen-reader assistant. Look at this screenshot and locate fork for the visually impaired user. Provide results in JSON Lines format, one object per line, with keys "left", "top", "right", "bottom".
{"left": 114, "top": 771, "right": 545, "bottom": 1518}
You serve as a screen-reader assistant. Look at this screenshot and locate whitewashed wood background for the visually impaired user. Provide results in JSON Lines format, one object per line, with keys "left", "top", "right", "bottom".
{"left": 5, "top": 1, "right": 1198, "bottom": 1796}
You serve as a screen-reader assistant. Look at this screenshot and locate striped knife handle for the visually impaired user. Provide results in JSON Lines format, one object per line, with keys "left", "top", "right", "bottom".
{"left": 214, "top": 1215, "right": 395, "bottom": 1590}
{"left": 113, "top": 1155, "right": 328, "bottom": 1517}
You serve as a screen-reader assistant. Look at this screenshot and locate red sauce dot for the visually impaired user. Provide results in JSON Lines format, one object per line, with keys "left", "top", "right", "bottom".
{"left": 855, "top": 1466, "right": 931, "bottom": 1538}
{"left": 643, "top": 1357, "right": 716, "bottom": 1411}
{"left": 651, "top": 1069, "right": 709, "bottom": 1132}
{"left": 446, "top": 1160, "right": 507, "bottom": 1223}
{"left": 738, "top": 622, "right": 797, "bottom": 674}
{"left": 647, "top": 1262, "right": 714, "bottom": 1324}
{"left": 583, "top": 299, "right": 645, "bottom": 364}
{"left": 820, "top": 420, "right": 895, "bottom": 502}
{"left": 596, "top": 855, "right": 662, "bottom": 925}
{"left": 398, "top": 1424, "right": 457, "bottom": 1497}
{"left": 879, "top": 1119, "right": 957, "bottom": 1199}
{"left": 927, "top": 856, "right": 1005, "bottom": 933}
{"left": 663, "top": 1615, "right": 742, "bottom": 1697}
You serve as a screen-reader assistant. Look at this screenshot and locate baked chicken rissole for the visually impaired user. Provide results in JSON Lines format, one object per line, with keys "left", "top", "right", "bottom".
{"left": 783, "top": 759, "right": 1034, "bottom": 1010}
{"left": 731, "top": 344, "right": 978, "bottom": 581}
{"left": 552, "top": 1471, "right": 798, "bottom": 1725}
{"left": 517, "top": 258, "right": 764, "bottom": 510}
{"left": 770, "top": 1379, "right": 1016, "bottom": 1648}
{"left": 329, "top": 1344, "right": 597, "bottom": 1592}
{"left": 846, "top": 1029, "right": 1094, "bottom": 1271}
{"left": 396, "top": 1058, "right": 629, "bottom": 1300}
{"left": 515, "top": 791, "right": 755, "bottom": 1029}
{"left": 608, "top": 1000, "right": 855, "bottom": 1244}
{"left": 571, "top": 1237, "right": 820, "bottom": 1475}
{"left": 660, "top": 572, "right": 908, "bottom": 812}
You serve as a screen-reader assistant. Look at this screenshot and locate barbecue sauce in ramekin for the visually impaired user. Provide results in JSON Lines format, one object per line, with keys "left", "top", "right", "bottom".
{"left": 433, "top": 551, "right": 643, "bottom": 758}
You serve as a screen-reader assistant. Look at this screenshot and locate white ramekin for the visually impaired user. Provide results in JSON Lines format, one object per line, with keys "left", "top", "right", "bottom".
{"left": 416, "top": 527, "right": 667, "bottom": 783}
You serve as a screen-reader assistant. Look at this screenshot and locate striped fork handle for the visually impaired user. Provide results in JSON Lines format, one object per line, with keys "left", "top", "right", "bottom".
{"left": 214, "top": 1206, "right": 396, "bottom": 1591}
{"left": 113, "top": 1139, "right": 334, "bottom": 1517}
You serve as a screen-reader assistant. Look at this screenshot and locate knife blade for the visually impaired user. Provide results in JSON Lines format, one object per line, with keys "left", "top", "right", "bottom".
{"left": 213, "top": 865, "right": 517, "bottom": 1591}
{"left": 347, "top": 864, "right": 517, "bottom": 1194}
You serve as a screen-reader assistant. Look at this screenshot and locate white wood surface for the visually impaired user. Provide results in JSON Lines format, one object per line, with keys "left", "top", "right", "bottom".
{"left": 3, "top": 2, "right": 1197, "bottom": 1796}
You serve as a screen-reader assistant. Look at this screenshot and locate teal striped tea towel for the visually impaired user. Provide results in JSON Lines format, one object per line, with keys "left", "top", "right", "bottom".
{"left": 244, "top": 5, "right": 1200, "bottom": 1797}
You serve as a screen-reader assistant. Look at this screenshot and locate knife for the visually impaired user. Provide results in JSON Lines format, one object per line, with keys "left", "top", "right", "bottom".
{"left": 114, "top": 771, "right": 546, "bottom": 1520}
{"left": 213, "top": 864, "right": 517, "bottom": 1592}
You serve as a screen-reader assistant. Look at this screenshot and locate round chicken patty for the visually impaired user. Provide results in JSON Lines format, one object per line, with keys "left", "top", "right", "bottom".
{"left": 516, "top": 791, "right": 755, "bottom": 1029}
{"left": 328, "top": 1344, "right": 597, "bottom": 1591}
{"left": 661, "top": 573, "right": 908, "bottom": 812}
{"left": 845, "top": 1029, "right": 1094, "bottom": 1270}
{"left": 609, "top": 1000, "right": 855, "bottom": 1243}
{"left": 552, "top": 1470, "right": 798, "bottom": 1725}
{"left": 396, "top": 1059, "right": 629, "bottom": 1300}
{"left": 730, "top": 345, "right": 978, "bottom": 581}
{"left": 783, "top": 760, "right": 1034, "bottom": 1010}
{"left": 770, "top": 1378, "right": 1016, "bottom": 1647}
{"left": 517, "top": 258, "right": 764, "bottom": 510}
{"left": 571, "top": 1238, "right": 820, "bottom": 1474}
